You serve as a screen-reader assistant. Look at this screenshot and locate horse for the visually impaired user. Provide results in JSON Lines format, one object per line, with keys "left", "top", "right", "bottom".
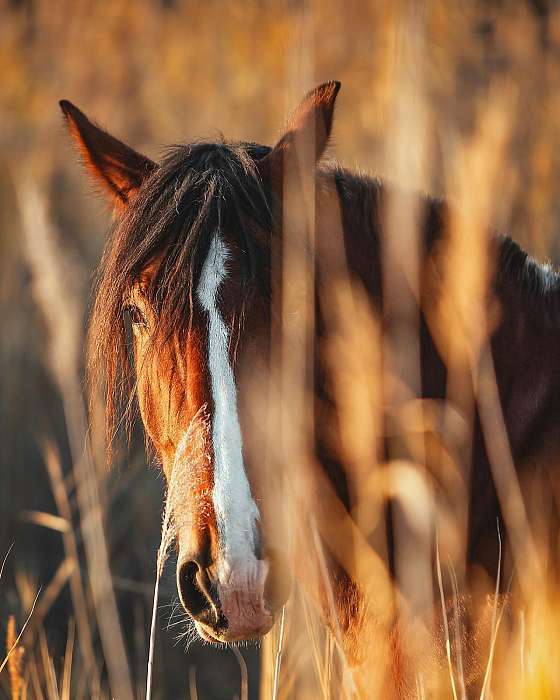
{"left": 60, "top": 81, "right": 560, "bottom": 694}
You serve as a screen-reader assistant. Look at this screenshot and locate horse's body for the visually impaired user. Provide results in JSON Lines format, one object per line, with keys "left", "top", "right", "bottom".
{"left": 61, "top": 82, "right": 560, "bottom": 694}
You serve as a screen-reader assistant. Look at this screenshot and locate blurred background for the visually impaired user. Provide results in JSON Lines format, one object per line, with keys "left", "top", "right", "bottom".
{"left": 2, "top": 0, "right": 560, "bottom": 698}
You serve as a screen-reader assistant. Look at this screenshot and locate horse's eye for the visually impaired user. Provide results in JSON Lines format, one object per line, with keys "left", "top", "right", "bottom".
{"left": 124, "top": 304, "right": 147, "bottom": 327}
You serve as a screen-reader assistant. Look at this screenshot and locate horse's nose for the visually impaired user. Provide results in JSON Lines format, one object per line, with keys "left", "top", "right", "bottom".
{"left": 177, "top": 559, "right": 221, "bottom": 629}
{"left": 176, "top": 537, "right": 293, "bottom": 643}
{"left": 176, "top": 553, "right": 282, "bottom": 642}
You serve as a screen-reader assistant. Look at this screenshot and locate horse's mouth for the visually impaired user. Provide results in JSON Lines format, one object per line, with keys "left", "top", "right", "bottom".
{"left": 194, "top": 621, "right": 224, "bottom": 643}
{"left": 193, "top": 612, "right": 274, "bottom": 644}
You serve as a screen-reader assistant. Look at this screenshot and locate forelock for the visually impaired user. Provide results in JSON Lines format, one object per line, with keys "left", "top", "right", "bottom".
{"left": 87, "top": 139, "right": 272, "bottom": 450}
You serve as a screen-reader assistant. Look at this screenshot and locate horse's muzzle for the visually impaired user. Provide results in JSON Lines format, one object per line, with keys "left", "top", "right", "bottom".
{"left": 177, "top": 554, "right": 288, "bottom": 642}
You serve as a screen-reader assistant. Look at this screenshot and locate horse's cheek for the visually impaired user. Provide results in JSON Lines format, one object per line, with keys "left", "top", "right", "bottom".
{"left": 134, "top": 359, "right": 168, "bottom": 456}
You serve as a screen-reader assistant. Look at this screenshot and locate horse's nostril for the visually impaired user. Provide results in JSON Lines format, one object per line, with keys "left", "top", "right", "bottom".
{"left": 177, "top": 561, "right": 218, "bottom": 625}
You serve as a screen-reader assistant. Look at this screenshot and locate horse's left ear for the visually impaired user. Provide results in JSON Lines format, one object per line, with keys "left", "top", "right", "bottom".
{"left": 258, "top": 81, "right": 341, "bottom": 179}
{"left": 59, "top": 100, "right": 156, "bottom": 209}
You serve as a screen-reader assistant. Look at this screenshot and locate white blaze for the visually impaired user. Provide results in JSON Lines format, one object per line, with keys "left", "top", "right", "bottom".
{"left": 196, "top": 234, "right": 260, "bottom": 576}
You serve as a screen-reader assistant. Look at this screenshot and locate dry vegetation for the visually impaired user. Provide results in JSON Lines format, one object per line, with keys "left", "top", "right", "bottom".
{"left": 2, "top": 0, "right": 560, "bottom": 697}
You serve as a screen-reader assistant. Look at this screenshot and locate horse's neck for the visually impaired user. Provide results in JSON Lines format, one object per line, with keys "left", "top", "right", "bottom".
{"left": 492, "top": 271, "right": 560, "bottom": 459}
{"left": 321, "top": 168, "right": 560, "bottom": 458}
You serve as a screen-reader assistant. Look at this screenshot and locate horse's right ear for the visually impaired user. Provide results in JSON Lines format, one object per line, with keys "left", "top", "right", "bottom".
{"left": 59, "top": 100, "right": 156, "bottom": 209}
{"left": 258, "top": 81, "right": 341, "bottom": 182}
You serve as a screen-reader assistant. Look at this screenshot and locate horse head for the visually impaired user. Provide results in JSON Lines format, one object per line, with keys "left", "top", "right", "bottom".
{"left": 61, "top": 81, "right": 340, "bottom": 643}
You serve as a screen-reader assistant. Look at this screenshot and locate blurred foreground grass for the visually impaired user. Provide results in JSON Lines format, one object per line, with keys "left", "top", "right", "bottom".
{"left": 2, "top": 0, "right": 560, "bottom": 698}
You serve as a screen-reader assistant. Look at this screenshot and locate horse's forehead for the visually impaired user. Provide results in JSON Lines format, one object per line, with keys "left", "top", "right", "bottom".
{"left": 128, "top": 238, "right": 239, "bottom": 319}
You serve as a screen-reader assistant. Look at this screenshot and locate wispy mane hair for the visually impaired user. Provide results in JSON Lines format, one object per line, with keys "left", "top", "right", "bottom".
{"left": 87, "top": 140, "right": 272, "bottom": 451}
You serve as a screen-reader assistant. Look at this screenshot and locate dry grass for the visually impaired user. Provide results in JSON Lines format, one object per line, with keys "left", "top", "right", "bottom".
{"left": 2, "top": 1, "right": 560, "bottom": 698}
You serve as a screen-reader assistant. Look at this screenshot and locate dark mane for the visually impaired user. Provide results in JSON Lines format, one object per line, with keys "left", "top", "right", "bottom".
{"left": 331, "top": 166, "right": 560, "bottom": 306}
{"left": 496, "top": 235, "right": 560, "bottom": 297}
{"left": 88, "top": 140, "right": 272, "bottom": 446}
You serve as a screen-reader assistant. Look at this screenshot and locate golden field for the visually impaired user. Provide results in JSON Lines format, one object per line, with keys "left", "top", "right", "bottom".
{"left": 2, "top": 1, "right": 560, "bottom": 698}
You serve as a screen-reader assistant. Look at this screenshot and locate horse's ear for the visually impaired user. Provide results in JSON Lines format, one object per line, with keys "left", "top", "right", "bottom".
{"left": 59, "top": 100, "right": 156, "bottom": 208}
{"left": 258, "top": 81, "right": 341, "bottom": 180}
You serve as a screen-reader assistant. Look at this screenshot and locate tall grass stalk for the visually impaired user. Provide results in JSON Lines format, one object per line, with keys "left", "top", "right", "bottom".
{"left": 16, "top": 178, "right": 133, "bottom": 699}
{"left": 0, "top": 544, "right": 14, "bottom": 584}
{"left": 1, "top": 591, "right": 41, "bottom": 676}
{"left": 479, "top": 522, "right": 503, "bottom": 700}
{"left": 436, "top": 538, "right": 459, "bottom": 700}
{"left": 272, "top": 606, "right": 286, "bottom": 700}
{"left": 146, "top": 406, "right": 209, "bottom": 700}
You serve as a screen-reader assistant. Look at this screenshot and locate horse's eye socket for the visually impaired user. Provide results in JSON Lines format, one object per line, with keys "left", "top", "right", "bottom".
{"left": 124, "top": 304, "right": 147, "bottom": 327}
